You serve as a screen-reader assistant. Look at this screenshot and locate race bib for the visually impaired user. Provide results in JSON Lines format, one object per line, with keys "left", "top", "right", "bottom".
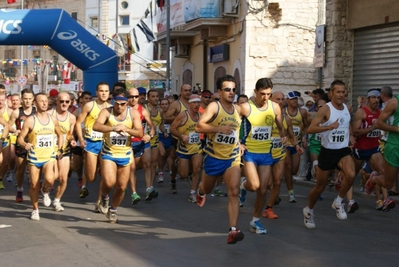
{"left": 110, "top": 132, "right": 127, "bottom": 146}
{"left": 271, "top": 137, "right": 283, "bottom": 149}
{"left": 293, "top": 126, "right": 301, "bottom": 137}
{"left": 215, "top": 130, "right": 237, "bottom": 145}
{"left": 90, "top": 130, "right": 103, "bottom": 139}
{"left": 36, "top": 134, "right": 53, "bottom": 148}
{"left": 315, "top": 133, "right": 321, "bottom": 142}
{"left": 366, "top": 129, "right": 380, "bottom": 138}
{"left": 188, "top": 132, "right": 200, "bottom": 144}
{"left": 327, "top": 128, "right": 348, "bottom": 143}
{"left": 163, "top": 124, "right": 170, "bottom": 134}
{"left": 0, "top": 124, "right": 3, "bottom": 134}
{"left": 251, "top": 126, "right": 271, "bottom": 141}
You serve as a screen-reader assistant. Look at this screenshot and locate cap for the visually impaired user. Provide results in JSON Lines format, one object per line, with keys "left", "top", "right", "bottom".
{"left": 49, "top": 89, "right": 59, "bottom": 98}
{"left": 287, "top": 91, "right": 299, "bottom": 99}
{"left": 138, "top": 87, "right": 146, "bottom": 94}
{"left": 188, "top": 94, "right": 201, "bottom": 103}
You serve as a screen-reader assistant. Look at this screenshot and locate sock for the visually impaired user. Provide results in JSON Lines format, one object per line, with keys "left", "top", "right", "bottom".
{"left": 190, "top": 190, "right": 195, "bottom": 195}
{"left": 159, "top": 172, "right": 163, "bottom": 175}
{"left": 82, "top": 185, "right": 86, "bottom": 189}
{"left": 312, "top": 160, "right": 318, "bottom": 167}
{"left": 288, "top": 190, "right": 294, "bottom": 195}
{"left": 349, "top": 199, "right": 355, "bottom": 204}
{"left": 251, "top": 217, "right": 260, "bottom": 223}
{"left": 146, "top": 187, "right": 151, "bottom": 192}
{"left": 335, "top": 196, "right": 344, "bottom": 205}
{"left": 240, "top": 179, "right": 246, "bottom": 190}
{"left": 229, "top": 226, "right": 237, "bottom": 231}
{"left": 17, "top": 187, "right": 23, "bottom": 192}
{"left": 54, "top": 198, "right": 60, "bottom": 203}
{"left": 110, "top": 206, "right": 116, "bottom": 211}
{"left": 306, "top": 206, "right": 314, "bottom": 214}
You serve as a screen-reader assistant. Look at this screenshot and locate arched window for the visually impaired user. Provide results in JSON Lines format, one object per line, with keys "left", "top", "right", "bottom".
{"left": 182, "top": 69, "right": 193, "bottom": 88}
{"left": 214, "top": 66, "right": 226, "bottom": 92}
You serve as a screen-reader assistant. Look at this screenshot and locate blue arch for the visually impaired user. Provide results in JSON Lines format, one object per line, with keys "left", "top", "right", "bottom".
{"left": 0, "top": 8, "right": 117, "bottom": 94}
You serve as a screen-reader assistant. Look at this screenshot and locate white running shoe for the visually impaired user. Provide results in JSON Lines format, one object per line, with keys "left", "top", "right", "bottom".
{"left": 31, "top": 209, "right": 40, "bottom": 221}
{"left": 42, "top": 190, "right": 51, "bottom": 207}
{"left": 303, "top": 207, "right": 315, "bottom": 229}
{"left": 53, "top": 201, "right": 65, "bottom": 212}
{"left": 332, "top": 199, "right": 347, "bottom": 220}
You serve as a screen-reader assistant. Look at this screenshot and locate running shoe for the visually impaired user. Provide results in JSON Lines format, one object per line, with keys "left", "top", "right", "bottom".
{"left": 288, "top": 192, "right": 297, "bottom": 203}
{"left": 262, "top": 208, "right": 278, "bottom": 219}
{"left": 94, "top": 200, "right": 101, "bottom": 213}
{"left": 365, "top": 171, "right": 377, "bottom": 195}
{"left": 187, "top": 193, "right": 196, "bottom": 203}
{"left": 347, "top": 201, "right": 359, "bottom": 213}
{"left": 249, "top": 220, "right": 267, "bottom": 234}
{"left": 79, "top": 187, "right": 89, "bottom": 198}
{"left": 196, "top": 191, "right": 206, "bottom": 207}
{"left": 41, "top": 190, "right": 51, "bottom": 207}
{"left": 382, "top": 198, "right": 396, "bottom": 212}
{"left": 6, "top": 171, "right": 15, "bottom": 183}
{"left": 375, "top": 200, "right": 383, "bottom": 210}
{"left": 238, "top": 177, "right": 247, "bottom": 205}
{"left": 99, "top": 196, "right": 109, "bottom": 214}
{"left": 106, "top": 208, "right": 118, "bottom": 223}
{"left": 131, "top": 192, "right": 141, "bottom": 205}
{"left": 53, "top": 201, "right": 65, "bottom": 212}
{"left": 157, "top": 173, "right": 164, "bottom": 183}
{"left": 227, "top": 228, "right": 244, "bottom": 244}
{"left": 331, "top": 199, "right": 347, "bottom": 220}
{"left": 16, "top": 190, "right": 23, "bottom": 202}
{"left": 303, "top": 207, "right": 315, "bottom": 229}
{"left": 214, "top": 188, "right": 227, "bottom": 197}
{"left": 0, "top": 180, "right": 4, "bottom": 190}
{"left": 31, "top": 209, "right": 40, "bottom": 221}
{"left": 145, "top": 188, "right": 158, "bottom": 201}
{"left": 170, "top": 182, "right": 177, "bottom": 194}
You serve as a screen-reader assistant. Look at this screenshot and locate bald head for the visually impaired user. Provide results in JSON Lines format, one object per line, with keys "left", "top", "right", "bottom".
{"left": 58, "top": 91, "right": 70, "bottom": 99}
{"left": 129, "top": 88, "right": 138, "bottom": 95}
{"left": 271, "top": 91, "right": 285, "bottom": 108}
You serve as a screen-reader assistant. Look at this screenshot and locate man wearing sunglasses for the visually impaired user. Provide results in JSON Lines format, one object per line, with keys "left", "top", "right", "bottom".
{"left": 75, "top": 82, "right": 111, "bottom": 211}
{"left": 127, "top": 87, "right": 156, "bottom": 205}
{"left": 93, "top": 88, "right": 143, "bottom": 223}
{"left": 283, "top": 91, "right": 308, "bottom": 203}
{"left": 195, "top": 75, "right": 244, "bottom": 244}
{"left": 238, "top": 78, "right": 287, "bottom": 234}
{"left": 49, "top": 92, "right": 77, "bottom": 211}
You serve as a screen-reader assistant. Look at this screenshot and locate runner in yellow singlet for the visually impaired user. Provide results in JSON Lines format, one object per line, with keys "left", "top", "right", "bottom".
{"left": 195, "top": 75, "right": 244, "bottom": 244}
{"left": 49, "top": 92, "right": 77, "bottom": 212}
{"left": 0, "top": 93, "right": 12, "bottom": 189}
{"left": 75, "top": 82, "right": 110, "bottom": 204}
{"left": 18, "top": 93, "right": 64, "bottom": 221}
{"left": 163, "top": 84, "right": 191, "bottom": 193}
{"left": 170, "top": 94, "right": 203, "bottom": 203}
{"left": 93, "top": 88, "right": 143, "bottom": 222}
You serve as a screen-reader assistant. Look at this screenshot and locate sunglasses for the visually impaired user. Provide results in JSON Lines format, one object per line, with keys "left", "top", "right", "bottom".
{"left": 202, "top": 96, "right": 212, "bottom": 99}
{"left": 128, "top": 95, "right": 139, "bottom": 99}
{"left": 114, "top": 102, "right": 127, "bottom": 106}
{"left": 318, "top": 105, "right": 323, "bottom": 108}
{"left": 222, "top": 88, "right": 236, "bottom": 93}
{"left": 59, "top": 100, "right": 70, "bottom": 104}
{"left": 214, "top": 98, "right": 220, "bottom": 101}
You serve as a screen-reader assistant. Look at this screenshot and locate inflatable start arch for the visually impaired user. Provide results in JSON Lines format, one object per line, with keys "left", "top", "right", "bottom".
{"left": 0, "top": 8, "right": 118, "bottom": 95}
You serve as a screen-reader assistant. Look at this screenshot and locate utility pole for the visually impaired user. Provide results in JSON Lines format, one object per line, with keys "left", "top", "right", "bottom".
{"left": 166, "top": 0, "right": 171, "bottom": 93}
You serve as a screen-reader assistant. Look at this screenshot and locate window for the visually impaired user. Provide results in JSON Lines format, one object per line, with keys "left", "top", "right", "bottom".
{"left": 121, "top": 1, "right": 129, "bottom": 9}
{"left": 71, "top": 12, "right": 78, "bottom": 21}
{"left": 91, "top": 17, "right": 98, "bottom": 28}
{"left": 119, "top": 15, "right": 130, "bottom": 26}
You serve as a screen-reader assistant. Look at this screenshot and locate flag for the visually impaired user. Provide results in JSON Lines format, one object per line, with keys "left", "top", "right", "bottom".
{"left": 7, "top": 0, "right": 16, "bottom": 4}
{"left": 132, "top": 29, "right": 140, "bottom": 52}
{"left": 137, "top": 20, "right": 155, "bottom": 43}
{"left": 126, "top": 33, "right": 135, "bottom": 60}
{"left": 157, "top": 0, "right": 164, "bottom": 11}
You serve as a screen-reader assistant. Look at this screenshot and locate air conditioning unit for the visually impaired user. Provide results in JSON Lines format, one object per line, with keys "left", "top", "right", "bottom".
{"left": 222, "top": 0, "right": 239, "bottom": 17}
{"left": 175, "top": 44, "right": 189, "bottom": 58}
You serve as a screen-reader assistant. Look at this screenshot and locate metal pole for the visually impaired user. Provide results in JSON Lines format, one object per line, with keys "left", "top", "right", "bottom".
{"left": 166, "top": 0, "right": 171, "bottom": 93}
{"left": 20, "top": 0, "right": 24, "bottom": 92}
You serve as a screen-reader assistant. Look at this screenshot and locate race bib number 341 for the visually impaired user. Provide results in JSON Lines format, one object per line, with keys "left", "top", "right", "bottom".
{"left": 36, "top": 134, "right": 53, "bottom": 148}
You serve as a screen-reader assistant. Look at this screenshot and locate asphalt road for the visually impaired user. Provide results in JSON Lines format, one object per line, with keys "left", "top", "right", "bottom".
{"left": 1, "top": 170, "right": 398, "bottom": 267}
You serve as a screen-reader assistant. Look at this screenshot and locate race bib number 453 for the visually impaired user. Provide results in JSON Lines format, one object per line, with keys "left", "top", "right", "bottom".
{"left": 251, "top": 126, "right": 271, "bottom": 141}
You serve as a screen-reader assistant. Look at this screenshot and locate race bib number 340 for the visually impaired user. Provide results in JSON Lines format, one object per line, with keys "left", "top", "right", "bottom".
{"left": 215, "top": 131, "right": 237, "bottom": 145}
